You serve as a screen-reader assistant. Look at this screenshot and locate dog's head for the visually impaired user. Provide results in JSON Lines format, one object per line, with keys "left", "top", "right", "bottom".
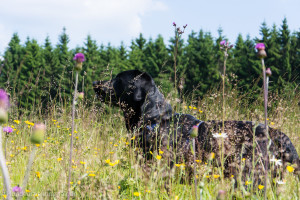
{"left": 93, "top": 70, "right": 172, "bottom": 129}
{"left": 93, "top": 70, "right": 154, "bottom": 106}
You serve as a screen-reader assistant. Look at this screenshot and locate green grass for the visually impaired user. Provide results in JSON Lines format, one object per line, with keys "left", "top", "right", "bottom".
{"left": 1, "top": 87, "right": 299, "bottom": 199}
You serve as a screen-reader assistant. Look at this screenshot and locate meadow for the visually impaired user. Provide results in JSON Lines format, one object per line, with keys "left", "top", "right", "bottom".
{"left": 1, "top": 80, "right": 299, "bottom": 199}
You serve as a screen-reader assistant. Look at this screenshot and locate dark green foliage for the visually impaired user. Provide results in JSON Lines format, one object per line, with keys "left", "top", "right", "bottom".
{"left": 0, "top": 19, "right": 298, "bottom": 111}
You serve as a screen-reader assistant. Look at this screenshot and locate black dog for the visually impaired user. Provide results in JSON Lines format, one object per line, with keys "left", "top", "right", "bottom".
{"left": 93, "top": 70, "right": 299, "bottom": 179}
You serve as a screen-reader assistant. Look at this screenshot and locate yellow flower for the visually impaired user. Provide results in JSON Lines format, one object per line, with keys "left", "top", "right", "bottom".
{"left": 36, "top": 171, "right": 41, "bottom": 179}
{"left": 118, "top": 186, "right": 121, "bottom": 189}
{"left": 35, "top": 144, "right": 40, "bottom": 147}
{"left": 245, "top": 181, "right": 251, "bottom": 185}
{"left": 105, "top": 159, "right": 111, "bottom": 164}
{"left": 26, "top": 190, "right": 30, "bottom": 193}
{"left": 156, "top": 155, "right": 162, "bottom": 160}
{"left": 80, "top": 161, "right": 86, "bottom": 164}
{"left": 109, "top": 152, "right": 114, "bottom": 154}
{"left": 74, "top": 130, "right": 78, "bottom": 133}
{"left": 133, "top": 192, "right": 140, "bottom": 197}
{"left": 11, "top": 140, "right": 14, "bottom": 144}
{"left": 209, "top": 152, "right": 215, "bottom": 159}
{"left": 34, "top": 194, "right": 39, "bottom": 197}
{"left": 231, "top": 175, "right": 234, "bottom": 178}
{"left": 10, "top": 154, "right": 14, "bottom": 158}
{"left": 72, "top": 165, "right": 77, "bottom": 169}
{"left": 77, "top": 181, "right": 81, "bottom": 185}
{"left": 258, "top": 185, "right": 264, "bottom": 190}
{"left": 159, "top": 150, "right": 164, "bottom": 154}
{"left": 114, "top": 144, "right": 118, "bottom": 147}
{"left": 175, "top": 164, "right": 181, "bottom": 167}
{"left": 131, "top": 136, "right": 136, "bottom": 140}
{"left": 270, "top": 122, "right": 275, "bottom": 125}
{"left": 145, "top": 190, "right": 151, "bottom": 193}
{"left": 195, "top": 160, "right": 201, "bottom": 163}
{"left": 70, "top": 182, "right": 73, "bottom": 185}
{"left": 242, "top": 158, "right": 246, "bottom": 161}
{"left": 57, "top": 158, "right": 62, "bottom": 161}
{"left": 22, "top": 146, "right": 27, "bottom": 151}
{"left": 287, "top": 166, "right": 295, "bottom": 173}
{"left": 150, "top": 151, "right": 153, "bottom": 155}
{"left": 88, "top": 174, "right": 96, "bottom": 177}
{"left": 3, "top": 195, "right": 7, "bottom": 199}
{"left": 213, "top": 174, "right": 220, "bottom": 178}
{"left": 14, "top": 120, "right": 20, "bottom": 124}
{"left": 199, "top": 109, "right": 203, "bottom": 113}
{"left": 184, "top": 106, "right": 187, "bottom": 109}
{"left": 175, "top": 196, "right": 179, "bottom": 200}
{"left": 206, "top": 175, "right": 210, "bottom": 178}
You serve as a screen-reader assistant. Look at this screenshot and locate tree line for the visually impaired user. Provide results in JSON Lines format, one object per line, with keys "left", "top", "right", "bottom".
{"left": 0, "top": 18, "right": 299, "bottom": 111}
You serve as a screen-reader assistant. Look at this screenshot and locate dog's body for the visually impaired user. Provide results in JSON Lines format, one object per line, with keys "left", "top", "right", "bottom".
{"left": 93, "top": 70, "right": 299, "bottom": 178}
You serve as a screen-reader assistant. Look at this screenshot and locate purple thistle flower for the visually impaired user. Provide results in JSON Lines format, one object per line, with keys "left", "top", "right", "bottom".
{"left": 173, "top": 22, "right": 176, "bottom": 27}
{"left": 12, "top": 186, "right": 22, "bottom": 193}
{"left": 220, "top": 40, "right": 226, "bottom": 46}
{"left": 73, "top": 53, "right": 85, "bottom": 63}
{"left": 255, "top": 43, "right": 265, "bottom": 50}
{"left": 0, "top": 89, "right": 9, "bottom": 109}
{"left": 183, "top": 24, "right": 188, "bottom": 29}
{"left": 3, "top": 126, "right": 13, "bottom": 133}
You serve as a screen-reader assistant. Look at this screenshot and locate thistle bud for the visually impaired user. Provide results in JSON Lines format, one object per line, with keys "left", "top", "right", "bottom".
{"left": 31, "top": 123, "right": 45, "bottom": 144}
{"left": 255, "top": 43, "right": 267, "bottom": 59}
{"left": 190, "top": 125, "right": 198, "bottom": 138}
{"left": 77, "top": 92, "right": 84, "bottom": 100}
{"left": 0, "top": 108, "right": 8, "bottom": 124}
{"left": 73, "top": 53, "right": 85, "bottom": 72}
{"left": 266, "top": 68, "right": 272, "bottom": 77}
{"left": 217, "top": 190, "right": 226, "bottom": 200}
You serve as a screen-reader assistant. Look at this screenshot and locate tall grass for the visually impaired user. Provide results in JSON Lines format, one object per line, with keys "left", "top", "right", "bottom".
{"left": 1, "top": 79, "right": 299, "bottom": 199}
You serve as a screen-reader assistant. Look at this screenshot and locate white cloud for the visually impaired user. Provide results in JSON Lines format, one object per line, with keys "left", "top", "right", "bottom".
{"left": 0, "top": 0, "right": 168, "bottom": 51}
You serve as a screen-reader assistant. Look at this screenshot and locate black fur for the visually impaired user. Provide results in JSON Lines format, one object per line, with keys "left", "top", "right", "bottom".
{"left": 93, "top": 70, "right": 299, "bottom": 178}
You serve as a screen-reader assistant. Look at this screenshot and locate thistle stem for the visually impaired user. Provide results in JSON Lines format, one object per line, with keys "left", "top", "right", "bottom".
{"left": 193, "top": 138, "right": 197, "bottom": 200}
{"left": 18, "top": 146, "right": 37, "bottom": 200}
{"left": 0, "top": 127, "right": 12, "bottom": 200}
{"left": 261, "top": 58, "right": 269, "bottom": 200}
{"left": 67, "top": 71, "right": 78, "bottom": 200}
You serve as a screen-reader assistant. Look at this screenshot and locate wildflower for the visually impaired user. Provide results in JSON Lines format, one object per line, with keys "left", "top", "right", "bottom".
{"left": 195, "top": 160, "right": 201, "bottom": 163}
{"left": 266, "top": 68, "right": 272, "bottom": 77}
{"left": 245, "top": 181, "right": 251, "bottom": 185}
{"left": 57, "top": 158, "right": 62, "bottom": 161}
{"left": 145, "top": 190, "right": 151, "bottom": 193}
{"left": 156, "top": 155, "right": 162, "bottom": 160}
{"left": 149, "top": 151, "right": 153, "bottom": 155}
{"left": 213, "top": 174, "right": 220, "bottom": 178}
{"left": 73, "top": 53, "right": 85, "bottom": 71}
{"left": 217, "top": 190, "right": 226, "bottom": 200}
{"left": 190, "top": 125, "right": 198, "bottom": 138}
{"left": 3, "top": 195, "right": 6, "bottom": 199}
{"left": 34, "top": 194, "right": 38, "bottom": 197}
{"left": 131, "top": 136, "right": 136, "bottom": 140}
{"left": 88, "top": 174, "right": 96, "bottom": 177}
{"left": 80, "top": 161, "right": 86, "bottom": 165}
{"left": 173, "top": 22, "right": 176, "bottom": 27}
{"left": 36, "top": 171, "right": 41, "bottom": 179}
{"left": 109, "top": 152, "right": 114, "bottom": 154}
{"left": 209, "top": 152, "right": 215, "bottom": 159}
{"left": 25, "top": 190, "right": 30, "bottom": 193}
{"left": 255, "top": 43, "right": 267, "bottom": 58}
{"left": 159, "top": 150, "right": 164, "bottom": 154}
{"left": 286, "top": 165, "right": 294, "bottom": 173}
{"left": 220, "top": 40, "right": 226, "bottom": 46}
{"left": 14, "top": 120, "right": 20, "bottom": 124}
{"left": 258, "top": 185, "right": 264, "bottom": 190}
{"left": 114, "top": 144, "right": 118, "bottom": 147}
{"left": 77, "top": 92, "right": 84, "bottom": 100}
{"left": 0, "top": 89, "right": 9, "bottom": 109}
{"left": 31, "top": 123, "right": 45, "bottom": 145}
{"left": 212, "top": 132, "right": 228, "bottom": 139}
{"left": 270, "top": 155, "right": 282, "bottom": 166}
{"left": 133, "top": 192, "right": 140, "bottom": 197}
{"left": 242, "top": 158, "right": 246, "bottom": 162}
{"left": 109, "top": 160, "right": 120, "bottom": 166}
{"left": 199, "top": 109, "right": 203, "bottom": 113}
{"left": 77, "top": 181, "right": 81, "bottom": 185}
{"left": 3, "top": 126, "right": 13, "bottom": 134}
{"left": 12, "top": 185, "right": 22, "bottom": 193}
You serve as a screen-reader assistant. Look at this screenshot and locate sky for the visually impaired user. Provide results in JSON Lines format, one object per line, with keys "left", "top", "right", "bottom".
{"left": 0, "top": 0, "right": 299, "bottom": 54}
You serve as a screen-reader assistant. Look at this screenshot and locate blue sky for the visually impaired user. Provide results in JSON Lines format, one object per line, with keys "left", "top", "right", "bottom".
{"left": 0, "top": 0, "right": 299, "bottom": 54}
